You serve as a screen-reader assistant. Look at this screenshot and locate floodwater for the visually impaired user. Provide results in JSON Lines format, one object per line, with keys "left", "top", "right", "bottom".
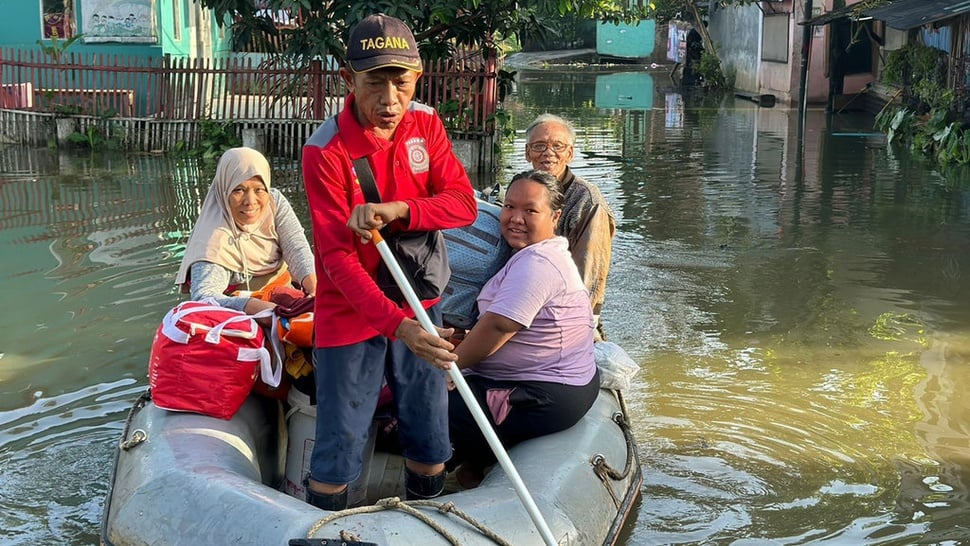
{"left": 2, "top": 66, "right": 970, "bottom": 545}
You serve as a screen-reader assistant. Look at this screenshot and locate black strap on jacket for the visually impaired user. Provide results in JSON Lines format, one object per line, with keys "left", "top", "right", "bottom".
{"left": 353, "top": 158, "right": 382, "bottom": 204}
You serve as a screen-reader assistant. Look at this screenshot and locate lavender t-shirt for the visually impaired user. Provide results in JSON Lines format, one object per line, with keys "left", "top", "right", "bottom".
{"left": 469, "top": 236, "right": 596, "bottom": 385}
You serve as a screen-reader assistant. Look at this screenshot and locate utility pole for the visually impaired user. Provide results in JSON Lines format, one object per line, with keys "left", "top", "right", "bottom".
{"left": 798, "top": 0, "right": 814, "bottom": 143}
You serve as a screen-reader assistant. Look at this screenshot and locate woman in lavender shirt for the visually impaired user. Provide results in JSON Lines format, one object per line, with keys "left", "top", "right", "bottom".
{"left": 447, "top": 169, "right": 600, "bottom": 488}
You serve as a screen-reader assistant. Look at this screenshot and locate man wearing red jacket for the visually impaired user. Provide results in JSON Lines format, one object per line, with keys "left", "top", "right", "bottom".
{"left": 301, "top": 13, "right": 477, "bottom": 510}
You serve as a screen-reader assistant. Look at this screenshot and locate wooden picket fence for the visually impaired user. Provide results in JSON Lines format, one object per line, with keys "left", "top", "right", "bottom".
{"left": 0, "top": 48, "right": 497, "bottom": 160}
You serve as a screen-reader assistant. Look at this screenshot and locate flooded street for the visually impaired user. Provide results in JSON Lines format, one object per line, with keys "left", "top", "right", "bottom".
{"left": 3, "top": 66, "right": 970, "bottom": 544}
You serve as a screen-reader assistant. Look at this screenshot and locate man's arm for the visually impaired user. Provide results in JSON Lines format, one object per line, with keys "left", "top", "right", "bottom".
{"left": 568, "top": 203, "right": 615, "bottom": 315}
{"left": 302, "top": 146, "right": 408, "bottom": 338}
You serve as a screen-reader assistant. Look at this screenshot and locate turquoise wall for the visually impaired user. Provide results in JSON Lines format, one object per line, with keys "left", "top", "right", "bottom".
{"left": 0, "top": 0, "right": 219, "bottom": 115}
{"left": 212, "top": 17, "right": 233, "bottom": 57}
{"left": 0, "top": 0, "right": 203, "bottom": 58}
{"left": 0, "top": 1, "right": 52, "bottom": 48}
{"left": 597, "top": 19, "right": 656, "bottom": 59}
{"left": 158, "top": 0, "right": 191, "bottom": 57}
{"left": 1, "top": 1, "right": 161, "bottom": 58}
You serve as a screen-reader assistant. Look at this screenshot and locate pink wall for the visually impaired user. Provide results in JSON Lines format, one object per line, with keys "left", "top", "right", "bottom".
{"left": 806, "top": 0, "right": 876, "bottom": 104}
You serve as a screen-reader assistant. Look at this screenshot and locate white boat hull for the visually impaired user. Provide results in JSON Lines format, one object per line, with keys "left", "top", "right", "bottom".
{"left": 101, "top": 388, "right": 641, "bottom": 545}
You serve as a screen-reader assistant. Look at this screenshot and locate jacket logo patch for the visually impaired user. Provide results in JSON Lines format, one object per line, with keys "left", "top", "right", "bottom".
{"left": 406, "top": 137, "right": 429, "bottom": 174}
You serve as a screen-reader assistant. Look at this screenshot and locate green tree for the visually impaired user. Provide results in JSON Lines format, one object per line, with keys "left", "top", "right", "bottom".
{"left": 198, "top": 0, "right": 652, "bottom": 63}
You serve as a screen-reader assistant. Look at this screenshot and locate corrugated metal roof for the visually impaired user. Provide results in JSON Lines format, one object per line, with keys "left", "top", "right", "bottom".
{"left": 867, "top": 0, "right": 970, "bottom": 30}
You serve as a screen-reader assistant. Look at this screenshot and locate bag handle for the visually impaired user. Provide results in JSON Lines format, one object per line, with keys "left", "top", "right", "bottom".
{"left": 206, "top": 308, "right": 281, "bottom": 388}
{"left": 160, "top": 303, "right": 283, "bottom": 388}
{"left": 265, "top": 317, "right": 286, "bottom": 387}
{"left": 354, "top": 157, "right": 382, "bottom": 204}
{"left": 160, "top": 302, "right": 233, "bottom": 344}
{"left": 204, "top": 308, "right": 274, "bottom": 343}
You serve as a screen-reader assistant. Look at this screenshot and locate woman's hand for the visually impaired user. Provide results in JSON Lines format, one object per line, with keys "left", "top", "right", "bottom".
{"left": 300, "top": 273, "right": 317, "bottom": 295}
{"left": 394, "top": 318, "right": 456, "bottom": 370}
{"left": 243, "top": 297, "right": 277, "bottom": 327}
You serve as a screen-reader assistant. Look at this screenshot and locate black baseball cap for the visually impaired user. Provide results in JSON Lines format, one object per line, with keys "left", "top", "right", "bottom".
{"left": 346, "top": 14, "right": 422, "bottom": 73}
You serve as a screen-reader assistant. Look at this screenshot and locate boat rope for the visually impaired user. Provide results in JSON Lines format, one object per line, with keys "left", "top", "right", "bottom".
{"left": 118, "top": 389, "right": 152, "bottom": 450}
{"left": 591, "top": 391, "right": 638, "bottom": 508}
{"left": 306, "top": 496, "right": 513, "bottom": 546}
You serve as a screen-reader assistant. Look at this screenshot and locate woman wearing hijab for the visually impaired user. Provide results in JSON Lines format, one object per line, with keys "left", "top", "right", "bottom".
{"left": 175, "top": 147, "right": 316, "bottom": 314}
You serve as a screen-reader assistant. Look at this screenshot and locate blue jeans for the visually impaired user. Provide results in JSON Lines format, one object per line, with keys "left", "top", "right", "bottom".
{"left": 310, "top": 307, "right": 451, "bottom": 485}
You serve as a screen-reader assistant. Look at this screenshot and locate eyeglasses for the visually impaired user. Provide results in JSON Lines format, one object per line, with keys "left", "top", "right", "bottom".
{"left": 527, "top": 141, "right": 571, "bottom": 153}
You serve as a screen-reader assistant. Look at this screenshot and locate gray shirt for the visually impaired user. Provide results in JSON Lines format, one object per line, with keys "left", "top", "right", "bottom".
{"left": 188, "top": 189, "right": 313, "bottom": 310}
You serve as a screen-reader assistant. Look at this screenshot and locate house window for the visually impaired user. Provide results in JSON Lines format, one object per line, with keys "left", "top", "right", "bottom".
{"left": 762, "top": 13, "right": 790, "bottom": 63}
{"left": 172, "top": 0, "right": 182, "bottom": 41}
{"left": 42, "top": 0, "right": 76, "bottom": 39}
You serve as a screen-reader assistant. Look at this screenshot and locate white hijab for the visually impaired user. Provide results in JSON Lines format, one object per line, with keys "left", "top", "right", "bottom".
{"left": 175, "top": 147, "right": 280, "bottom": 289}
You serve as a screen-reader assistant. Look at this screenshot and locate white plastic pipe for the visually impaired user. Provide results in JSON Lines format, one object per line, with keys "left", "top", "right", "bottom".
{"left": 370, "top": 229, "right": 558, "bottom": 546}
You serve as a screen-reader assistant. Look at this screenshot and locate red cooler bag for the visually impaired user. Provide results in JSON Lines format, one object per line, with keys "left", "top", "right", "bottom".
{"left": 148, "top": 299, "right": 280, "bottom": 419}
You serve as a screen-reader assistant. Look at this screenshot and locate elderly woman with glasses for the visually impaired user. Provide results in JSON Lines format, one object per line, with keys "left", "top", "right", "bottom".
{"left": 524, "top": 113, "right": 616, "bottom": 341}
{"left": 444, "top": 169, "right": 600, "bottom": 488}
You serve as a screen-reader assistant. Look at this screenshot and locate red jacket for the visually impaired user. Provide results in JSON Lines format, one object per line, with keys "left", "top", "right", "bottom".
{"left": 302, "top": 95, "right": 477, "bottom": 347}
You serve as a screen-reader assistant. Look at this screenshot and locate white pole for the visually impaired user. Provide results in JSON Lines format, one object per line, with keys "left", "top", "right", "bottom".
{"left": 370, "top": 229, "right": 558, "bottom": 546}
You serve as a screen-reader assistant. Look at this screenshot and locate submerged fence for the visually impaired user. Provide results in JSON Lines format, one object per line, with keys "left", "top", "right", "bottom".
{"left": 0, "top": 48, "right": 497, "bottom": 163}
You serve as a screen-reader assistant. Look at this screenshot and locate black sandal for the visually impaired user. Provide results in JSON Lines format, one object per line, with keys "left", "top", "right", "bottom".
{"left": 404, "top": 468, "right": 445, "bottom": 500}
{"left": 304, "top": 478, "right": 348, "bottom": 511}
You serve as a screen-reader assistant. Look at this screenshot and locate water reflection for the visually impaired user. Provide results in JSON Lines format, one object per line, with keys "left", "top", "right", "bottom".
{"left": 499, "top": 68, "right": 970, "bottom": 544}
{"left": 0, "top": 146, "right": 314, "bottom": 545}
{"left": 2, "top": 65, "right": 970, "bottom": 544}
{"left": 595, "top": 72, "right": 654, "bottom": 110}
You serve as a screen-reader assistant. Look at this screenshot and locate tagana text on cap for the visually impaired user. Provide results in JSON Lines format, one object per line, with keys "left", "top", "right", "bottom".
{"left": 346, "top": 14, "right": 422, "bottom": 73}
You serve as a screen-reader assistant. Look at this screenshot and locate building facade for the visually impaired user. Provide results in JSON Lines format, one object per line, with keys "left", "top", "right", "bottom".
{"left": 1, "top": 1, "right": 227, "bottom": 59}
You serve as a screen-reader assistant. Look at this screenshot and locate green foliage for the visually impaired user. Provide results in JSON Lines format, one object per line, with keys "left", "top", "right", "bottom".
{"left": 437, "top": 99, "right": 473, "bottom": 132}
{"left": 37, "top": 31, "right": 82, "bottom": 61}
{"left": 696, "top": 50, "right": 726, "bottom": 89}
{"left": 197, "top": 0, "right": 651, "bottom": 65}
{"left": 913, "top": 78, "right": 953, "bottom": 112}
{"left": 488, "top": 108, "right": 515, "bottom": 154}
{"left": 881, "top": 42, "right": 949, "bottom": 114}
{"left": 189, "top": 118, "right": 241, "bottom": 164}
{"left": 883, "top": 43, "right": 942, "bottom": 86}
{"left": 49, "top": 99, "right": 82, "bottom": 115}
{"left": 650, "top": 0, "right": 759, "bottom": 24}
{"left": 875, "top": 106, "right": 915, "bottom": 145}
{"left": 64, "top": 111, "right": 126, "bottom": 151}
{"left": 496, "top": 68, "right": 516, "bottom": 103}
{"left": 68, "top": 124, "right": 105, "bottom": 148}
{"left": 875, "top": 106, "right": 970, "bottom": 165}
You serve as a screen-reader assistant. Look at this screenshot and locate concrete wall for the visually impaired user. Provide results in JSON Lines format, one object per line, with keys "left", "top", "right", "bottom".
{"left": 760, "top": 8, "right": 795, "bottom": 105}
{"left": 806, "top": 7, "right": 830, "bottom": 104}
{"left": 705, "top": 0, "right": 881, "bottom": 106}
{"left": 710, "top": 2, "right": 763, "bottom": 95}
